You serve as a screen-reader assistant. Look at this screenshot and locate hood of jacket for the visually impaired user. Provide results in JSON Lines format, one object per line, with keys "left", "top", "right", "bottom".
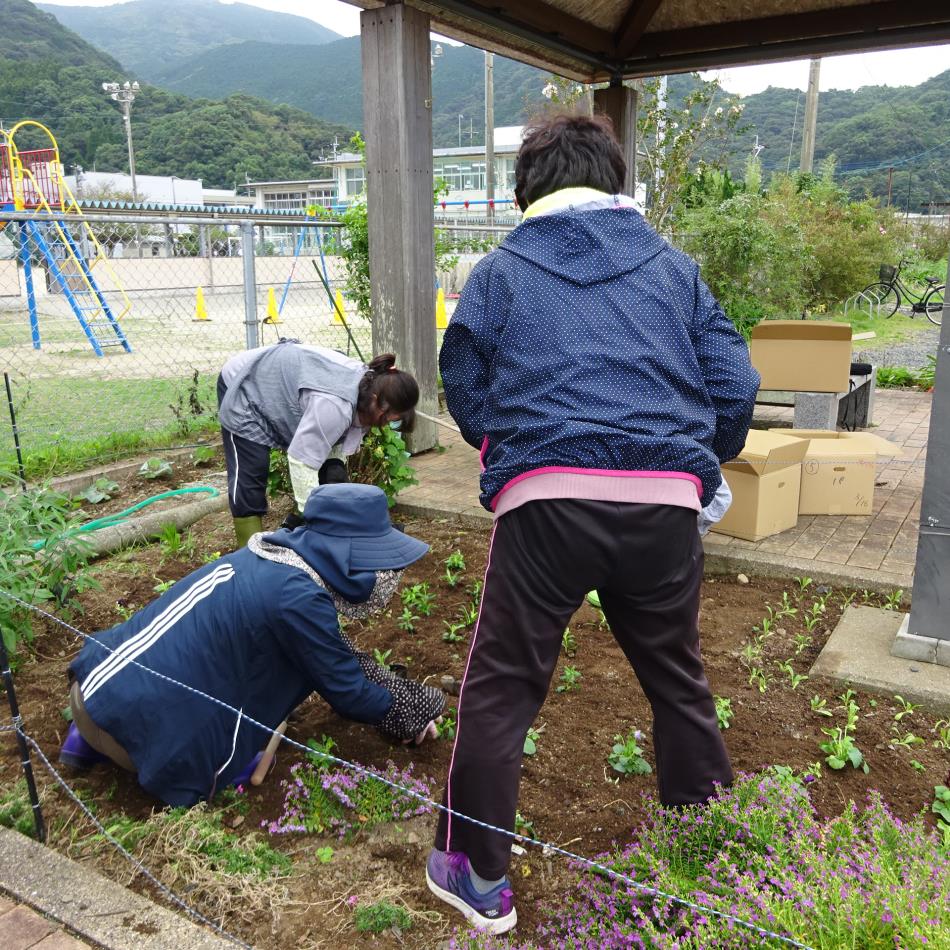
{"left": 500, "top": 204, "right": 666, "bottom": 288}
{"left": 256, "top": 526, "right": 377, "bottom": 603}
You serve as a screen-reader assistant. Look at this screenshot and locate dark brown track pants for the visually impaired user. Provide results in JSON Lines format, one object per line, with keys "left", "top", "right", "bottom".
{"left": 434, "top": 499, "right": 733, "bottom": 879}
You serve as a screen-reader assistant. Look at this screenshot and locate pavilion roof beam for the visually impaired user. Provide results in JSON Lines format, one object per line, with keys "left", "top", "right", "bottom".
{"left": 425, "top": 0, "right": 618, "bottom": 71}
{"left": 622, "top": 0, "right": 949, "bottom": 73}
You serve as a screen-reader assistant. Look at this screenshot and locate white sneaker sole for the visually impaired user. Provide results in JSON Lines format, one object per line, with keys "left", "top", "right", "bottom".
{"left": 426, "top": 869, "right": 518, "bottom": 935}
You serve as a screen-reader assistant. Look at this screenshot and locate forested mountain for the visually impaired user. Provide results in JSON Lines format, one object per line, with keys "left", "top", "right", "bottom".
{"left": 38, "top": 0, "right": 340, "bottom": 78}
{"left": 1, "top": 0, "right": 119, "bottom": 68}
{"left": 150, "top": 36, "right": 549, "bottom": 150}
{"left": 0, "top": 0, "right": 350, "bottom": 188}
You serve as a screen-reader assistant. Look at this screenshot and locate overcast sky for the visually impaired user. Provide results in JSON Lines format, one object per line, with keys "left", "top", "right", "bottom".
{"left": 47, "top": 0, "right": 950, "bottom": 96}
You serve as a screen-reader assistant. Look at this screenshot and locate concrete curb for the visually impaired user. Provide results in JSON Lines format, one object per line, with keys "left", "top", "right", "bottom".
{"left": 0, "top": 828, "right": 236, "bottom": 949}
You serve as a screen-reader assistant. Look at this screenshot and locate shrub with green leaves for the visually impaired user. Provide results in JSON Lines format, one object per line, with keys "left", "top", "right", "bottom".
{"left": 0, "top": 479, "right": 97, "bottom": 655}
{"left": 349, "top": 425, "right": 417, "bottom": 507}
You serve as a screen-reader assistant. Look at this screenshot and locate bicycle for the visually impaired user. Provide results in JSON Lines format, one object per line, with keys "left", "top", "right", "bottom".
{"left": 859, "top": 260, "right": 944, "bottom": 326}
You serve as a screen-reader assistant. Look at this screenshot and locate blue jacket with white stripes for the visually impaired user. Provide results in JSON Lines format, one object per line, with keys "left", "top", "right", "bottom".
{"left": 68, "top": 548, "right": 393, "bottom": 806}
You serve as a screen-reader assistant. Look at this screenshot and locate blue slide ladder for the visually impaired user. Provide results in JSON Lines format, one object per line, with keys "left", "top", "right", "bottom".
{"left": 20, "top": 219, "right": 131, "bottom": 357}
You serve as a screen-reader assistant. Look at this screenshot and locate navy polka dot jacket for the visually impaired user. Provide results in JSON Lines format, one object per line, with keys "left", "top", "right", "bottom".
{"left": 438, "top": 206, "right": 760, "bottom": 510}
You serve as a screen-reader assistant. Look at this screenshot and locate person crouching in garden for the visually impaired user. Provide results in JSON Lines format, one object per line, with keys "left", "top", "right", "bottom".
{"left": 59, "top": 483, "right": 444, "bottom": 807}
{"left": 217, "top": 340, "right": 419, "bottom": 546}
{"left": 426, "top": 113, "right": 760, "bottom": 934}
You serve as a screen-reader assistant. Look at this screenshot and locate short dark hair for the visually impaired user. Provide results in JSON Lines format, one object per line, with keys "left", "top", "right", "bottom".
{"left": 357, "top": 353, "right": 419, "bottom": 432}
{"left": 514, "top": 113, "right": 626, "bottom": 211}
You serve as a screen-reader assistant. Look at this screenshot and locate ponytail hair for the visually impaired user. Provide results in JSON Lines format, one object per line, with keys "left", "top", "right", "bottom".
{"left": 357, "top": 353, "right": 419, "bottom": 432}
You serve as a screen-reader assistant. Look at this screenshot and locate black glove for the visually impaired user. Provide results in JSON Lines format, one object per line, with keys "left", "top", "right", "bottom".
{"left": 318, "top": 458, "right": 349, "bottom": 485}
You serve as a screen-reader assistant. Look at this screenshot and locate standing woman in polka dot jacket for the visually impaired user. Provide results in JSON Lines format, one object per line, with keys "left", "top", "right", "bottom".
{"left": 425, "top": 113, "right": 760, "bottom": 933}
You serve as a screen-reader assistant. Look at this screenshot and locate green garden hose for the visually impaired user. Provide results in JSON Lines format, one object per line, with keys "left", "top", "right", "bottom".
{"left": 32, "top": 486, "right": 220, "bottom": 550}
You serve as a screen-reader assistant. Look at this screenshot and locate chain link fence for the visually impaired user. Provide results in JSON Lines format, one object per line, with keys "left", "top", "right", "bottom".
{"left": 0, "top": 211, "right": 374, "bottom": 479}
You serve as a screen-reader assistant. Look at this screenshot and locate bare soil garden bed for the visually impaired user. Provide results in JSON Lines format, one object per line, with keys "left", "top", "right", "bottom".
{"left": 2, "top": 506, "right": 948, "bottom": 948}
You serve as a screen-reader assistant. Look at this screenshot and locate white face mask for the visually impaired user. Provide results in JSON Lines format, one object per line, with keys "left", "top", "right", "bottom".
{"left": 330, "top": 569, "right": 403, "bottom": 620}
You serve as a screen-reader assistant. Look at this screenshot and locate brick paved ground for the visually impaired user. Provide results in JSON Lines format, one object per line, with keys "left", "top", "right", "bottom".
{"left": 398, "top": 388, "right": 929, "bottom": 592}
{"left": 0, "top": 894, "right": 90, "bottom": 950}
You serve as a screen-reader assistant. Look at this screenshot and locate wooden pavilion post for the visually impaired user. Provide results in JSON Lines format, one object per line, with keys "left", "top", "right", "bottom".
{"left": 361, "top": 2, "right": 438, "bottom": 452}
{"left": 593, "top": 81, "right": 638, "bottom": 197}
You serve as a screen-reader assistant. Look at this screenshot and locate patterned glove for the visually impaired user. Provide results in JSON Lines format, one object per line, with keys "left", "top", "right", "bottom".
{"left": 341, "top": 633, "right": 445, "bottom": 742}
{"left": 377, "top": 677, "right": 446, "bottom": 742}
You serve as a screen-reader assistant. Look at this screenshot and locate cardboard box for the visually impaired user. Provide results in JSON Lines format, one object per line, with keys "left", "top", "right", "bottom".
{"left": 711, "top": 431, "right": 809, "bottom": 542}
{"left": 771, "top": 429, "right": 902, "bottom": 516}
{"left": 750, "top": 321, "right": 853, "bottom": 393}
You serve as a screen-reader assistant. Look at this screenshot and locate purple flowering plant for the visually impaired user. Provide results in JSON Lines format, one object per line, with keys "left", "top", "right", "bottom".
{"left": 451, "top": 770, "right": 950, "bottom": 949}
{"left": 264, "top": 758, "right": 434, "bottom": 839}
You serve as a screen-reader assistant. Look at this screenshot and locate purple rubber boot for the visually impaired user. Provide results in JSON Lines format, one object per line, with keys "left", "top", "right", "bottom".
{"left": 59, "top": 723, "right": 108, "bottom": 770}
{"left": 425, "top": 849, "right": 517, "bottom": 934}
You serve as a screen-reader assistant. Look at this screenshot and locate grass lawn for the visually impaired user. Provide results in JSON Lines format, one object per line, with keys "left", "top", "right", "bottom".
{"left": 0, "top": 373, "right": 219, "bottom": 479}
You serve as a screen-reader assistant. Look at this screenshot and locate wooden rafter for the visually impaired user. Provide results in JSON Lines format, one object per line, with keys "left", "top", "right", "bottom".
{"left": 455, "top": 0, "right": 615, "bottom": 58}
{"left": 614, "top": 0, "right": 665, "bottom": 59}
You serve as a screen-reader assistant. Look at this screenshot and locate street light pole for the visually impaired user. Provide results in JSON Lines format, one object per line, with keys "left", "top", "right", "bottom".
{"left": 102, "top": 80, "right": 141, "bottom": 256}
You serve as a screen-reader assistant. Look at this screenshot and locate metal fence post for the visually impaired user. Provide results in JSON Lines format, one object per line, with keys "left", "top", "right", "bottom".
{"left": 0, "top": 632, "right": 46, "bottom": 842}
{"left": 241, "top": 221, "right": 259, "bottom": 351}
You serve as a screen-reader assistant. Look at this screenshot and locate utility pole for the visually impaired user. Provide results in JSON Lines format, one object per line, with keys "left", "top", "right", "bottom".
{"left": 102, "top": 79, "right": 141, "bottom": 256}
{"left": 458, "top": 114, "right": 464, "bottom": 149}
{"left": 484, "top": 50, "right": 495, "bottom": 222}
{"left": 799, "top": 58, "right": 820, "bottom": 174}
{"left": 886, "top": 165, "right": 894, "bottom": 206}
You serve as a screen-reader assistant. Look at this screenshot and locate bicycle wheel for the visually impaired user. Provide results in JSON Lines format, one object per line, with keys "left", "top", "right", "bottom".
{"left": 859, "top": 282, "right": 900, "bottom": 318}
{"left": 924, "top": 284, "right": 944, "bottom": 326}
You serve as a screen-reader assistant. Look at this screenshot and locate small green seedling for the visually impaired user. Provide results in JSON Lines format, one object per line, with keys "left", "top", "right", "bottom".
{"left": 138, "top": 458, "right": 173, "bottom": 480}
{"left": 932, "top": 786, "right": 950, "bottom": 839}
{"left": 889, "top": 729, "right": 924, "bottom": 748}
{"left": 561, "top": 627, "right": 577, "bottom": 657}
{"left": 810, "top": 695, "right": 833, "bottom": 717}
{"left": 442, "top": 621, "right": 466, "bottom": 643}
{"left": 933, "top": 719, "right": 950, "bottom": 751}
{"left": 76, "top": 477, "right": 120, "bottom": 504}
{"left": 586, "top": 590, "right": 601, "bottom": 609}
{"left": 444, "top": 550, "right": 466, "bottom": 572}
{"left": 401, "top": 583, "right": 435, "bottom": 616}
{"left": 459, "top": 603, "right": 478, "bottom": 627}
{"left": 793, "top": 632, "right": 813, "bottom": 654}
{"left": 819, "top": 690, "right": 868, "bottom": 773}
{"left": 316, "top": 846, "right": 334, "bottom": 863}
{"left": 436, "top": 710, "right": 456, "bottom": 740}
{"left": 114, "top": 602, "right": 134, "bottom": 621}
{"left": 776, "top": 659, "right": 808, "bottom": 690}
{"left": 515, "top": 810, "right": 536, "bottom": 839}
{"left": 306, "top": 734, "right": 336, "bottom": 770}
{"left": 523, "top": 726, "right": 541, "bottom": 756}
{"left": 608, "top": 730, "right": 651, "bottom": 776}
{"left": 892, "top": 695, "right": 920, "bottom": 722}
{"left": 372, "top": 647, "right": 393, "bottom": 667}
{"left": 910, "top": 759, "right": 926, "bottom": 773}
{"left": 556, "top": 666, "right": 582, "bottom": 692}
{"left": 157, "top": 523, "right": 194, "bottom": 560}
{"left": 397, "top": 607, "right": 417, "bottom": 633}
{"left": 153, "top": 579, "right": 174, "bottom": 594}
{"left": 795, "top": 576, "right": 813, "bottom": 594}
{"left": 882, "top": 589, "right": 904, "bottom": 611}
{"left": 714, "top": 695, "right": 734, "bottom": 730}
{"left": 192, "top": 445, "right": 216, "bottom": 466}
{"left": 748, "top": 666, "right": 770, "bottom": 693}
{"left": 202, "top": 550, "right": 221, "bottom": 564}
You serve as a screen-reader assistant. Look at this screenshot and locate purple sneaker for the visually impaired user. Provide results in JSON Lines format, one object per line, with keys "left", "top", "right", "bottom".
{"left": 425, "top": 849, "right": 517, "bottom": 934}
{"left": 59, "top": 723, "right": 108, "bottom": 769}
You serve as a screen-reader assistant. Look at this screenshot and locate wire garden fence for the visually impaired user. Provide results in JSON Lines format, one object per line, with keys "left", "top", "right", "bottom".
{"left": 0, "top": 211, "right": 372, "bottom": 479}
